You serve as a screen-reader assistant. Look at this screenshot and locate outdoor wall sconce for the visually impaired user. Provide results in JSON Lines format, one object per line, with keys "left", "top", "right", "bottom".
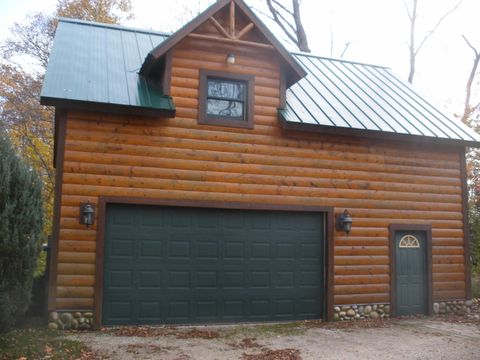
{"left": 79, "top": 202, "right": 95, "bottom": 228}
{"left": 226, "top": 53, "right": 236, "bottom": 64}
{"left": 336, "top": 209, "right": 353, "bottom": 234}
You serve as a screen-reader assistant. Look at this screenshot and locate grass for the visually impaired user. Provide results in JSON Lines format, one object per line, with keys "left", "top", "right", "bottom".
{"left": 223, "top": 321, "right": 311, "bottom": 338}
{"left": 0, "top": 326, "right": 91, "bottom": 360}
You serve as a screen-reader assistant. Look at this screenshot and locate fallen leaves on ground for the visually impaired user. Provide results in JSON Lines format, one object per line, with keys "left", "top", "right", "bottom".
{"left": 79, "top": 349, "right": 104, "bottom": 359}
{"left": 109, "top": 326, "right": 170, "bottom": 337}
{"left": 108, "top": 326, "right": 219, "bottom": 339}
{"left": 229, "top": 337, "right": 262, "bottom": 349}
{"left": 126, "top": 344, "right": 164, "bottom": 354}
{"left": 242, "top": 348, "right": 302, "bottom": 360}
{"left": 174, "top": 329, "right": 220, "bottom": 339}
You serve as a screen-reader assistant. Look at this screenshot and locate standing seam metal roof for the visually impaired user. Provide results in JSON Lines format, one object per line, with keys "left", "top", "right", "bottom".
{"left": 282, "top": 52, "right": 480, "bottom": 144}
{"left": 40, "top": 18, "right": 175, "bottom": 114}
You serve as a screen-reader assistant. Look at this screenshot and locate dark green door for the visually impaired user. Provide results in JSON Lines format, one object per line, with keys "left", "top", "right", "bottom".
{"left": 395, "top": 231, "right": 427, "bottom": 316}
{"left": 102, "top": 204, "right": 325, "bottom": 325}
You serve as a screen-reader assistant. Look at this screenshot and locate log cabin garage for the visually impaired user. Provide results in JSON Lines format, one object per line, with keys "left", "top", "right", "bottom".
{"left": 41, "top": 0, "right": 480, "bottom": 328}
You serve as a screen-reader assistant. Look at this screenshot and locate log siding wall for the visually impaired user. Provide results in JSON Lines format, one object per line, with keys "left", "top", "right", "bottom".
{"left": 53, "top": 36, "right": 467, "bottom": 311}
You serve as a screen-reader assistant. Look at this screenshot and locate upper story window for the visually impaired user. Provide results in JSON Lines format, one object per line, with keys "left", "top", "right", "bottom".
{"left": 199, "top": 69, "right": 254, "bottom": 129}
{"left": 207, "top": 79, "right": 245, "bottom": 119}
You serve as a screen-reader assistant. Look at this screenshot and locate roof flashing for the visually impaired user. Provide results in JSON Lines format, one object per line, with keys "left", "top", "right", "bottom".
{"left": 57, "top": 17, "right": 171, "bottom": 37}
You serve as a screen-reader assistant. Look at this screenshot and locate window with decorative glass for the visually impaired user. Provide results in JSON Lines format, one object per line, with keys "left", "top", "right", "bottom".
{"left": 199, "top": 70, "right": 254, "bottom": 128}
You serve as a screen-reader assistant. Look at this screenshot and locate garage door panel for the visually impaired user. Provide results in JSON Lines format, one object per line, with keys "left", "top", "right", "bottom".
{"left": 196, "top": 271, "right": 218, "bottom": 289}
{"left": 108, "top": 270, "right": 134, "bottom": 289}
{"left": 168, "top": 270, "right": 191, "bottom": 289}
{"left": 223, "top": 299, "right": 244, "bottom": 318}
{"left": 168, "top": 239, "right": 191, "bottom": 259}
{"left": 138, "top": 270, "right": 162, "bottom": 289}
{"left": 196, "top": 300, "right": 218, "bottom": 319}
{"left": 111, "top": 206, "right": 136, "bottom": 225}
{"left": 107, "top": 300, "right": 133, "bottom": 321}
{"left": 167, "top": 300, "right": 190, "bottom": 320}
{"left": 109, "top": 238, "right": 135, "bottom": 258}
{"left": 103, "top": 204, "right": 325, "bottom": 325}
{"left": 225, "top": 213, "right": 246, "bottom": 229}
{"left": 274, "top": 299, "right": 295, "bottom": 317}
{"left": 224, "top": 240, "right": 245, "bottom": 259}
{"left": 250, "top": 271, "right": 270, "bottom": 288}
{"left": 138, "top": 301, "right": 162, "bottom": 321}
{"left": 196, "top": 239, "right": 219, "bottom": 259}
{"left": 250, "top": 242, "right": 270, "bottom": 259}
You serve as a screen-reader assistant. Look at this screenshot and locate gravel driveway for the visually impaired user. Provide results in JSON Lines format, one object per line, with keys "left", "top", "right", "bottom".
{"left": 68, "top": 318, "right": 480, "bottom": 360}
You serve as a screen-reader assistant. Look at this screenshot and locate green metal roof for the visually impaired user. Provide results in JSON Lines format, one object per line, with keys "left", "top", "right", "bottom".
{"left": 40, "top": 18, "right": 175, "bottom": 116}
{"left": 281, "top": 52, "right": 480, "bottom": 146}
{"left": 41, "top": 18, "right": 479, "bottom": 146}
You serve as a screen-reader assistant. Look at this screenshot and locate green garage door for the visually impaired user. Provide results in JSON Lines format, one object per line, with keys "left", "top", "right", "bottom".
{"left": 102, "top": 204, "right": 325, "bottom": 325}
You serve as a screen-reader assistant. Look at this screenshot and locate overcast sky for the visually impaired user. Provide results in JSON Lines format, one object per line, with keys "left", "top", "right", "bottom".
{"left": 1, "top": 0, "right": 479, "bottom": 117}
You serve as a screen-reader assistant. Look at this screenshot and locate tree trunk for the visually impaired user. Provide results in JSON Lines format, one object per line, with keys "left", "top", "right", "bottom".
{"left": 292, "top": 0, "right": 310, "bottom": 52}
{"left": 407, "top": 0, "right": 417, "bottom": 84}
{"left": 461, "top": 36, "right": 480, "bottom": 125}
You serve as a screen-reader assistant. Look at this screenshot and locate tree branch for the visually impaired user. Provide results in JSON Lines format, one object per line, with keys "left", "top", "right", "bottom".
{"left": 251, "top": 6, "right": 275, "bottom": 22}
{"left": 266, "top": 0, "right": 299, "bottom": 46}
{"left": 403, "top": 0, "right": 413, "bottom": 21}
{"left": 461, "top": 35, "right": 480, "bottom": 125}
{"left": 271, "top": 0, "right": 294, "bottom": 16}
{"left": 415, "top": 0, "right": 463, "bottom": 56}
{"left": 340, "top": 42, "right": 351, "bottom": 58}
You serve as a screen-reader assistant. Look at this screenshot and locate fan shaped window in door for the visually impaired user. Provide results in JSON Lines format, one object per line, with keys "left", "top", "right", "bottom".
{"left": 399, "top": 235, "right": 420, "bottom": 248}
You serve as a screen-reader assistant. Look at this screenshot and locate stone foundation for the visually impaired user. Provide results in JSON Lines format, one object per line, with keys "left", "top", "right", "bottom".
{"left": 48, "top": 311, "right": 94, "bottom": 330}
{"left": 333, "top": 304, "right": 390, "bottom": 321}
{"left": 334, "top": 300, "right": 474, "bottom": 321}
{"left": 433, "top": 300, "right": 473, "bottom": 316}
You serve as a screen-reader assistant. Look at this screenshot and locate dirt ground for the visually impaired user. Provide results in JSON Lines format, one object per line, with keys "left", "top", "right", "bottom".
{"left": 67, "top": 318, "right": 480, "bottom": 360}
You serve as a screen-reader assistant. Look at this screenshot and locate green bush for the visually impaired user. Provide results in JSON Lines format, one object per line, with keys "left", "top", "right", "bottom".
{"left": 0, "top": 134, "right": 43, "bottom": 332}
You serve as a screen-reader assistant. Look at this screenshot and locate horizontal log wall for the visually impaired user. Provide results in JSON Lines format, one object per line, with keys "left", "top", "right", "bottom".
{"left": 53, "top": 36, "right": 466, "bottom": 310}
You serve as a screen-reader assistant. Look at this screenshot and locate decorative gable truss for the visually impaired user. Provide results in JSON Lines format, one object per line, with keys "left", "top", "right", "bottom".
{"left": 188, "top": 1, "right": 273, "bottom": 50}
{"left": 140, "top": 0, "right": 306, "bottom": 90}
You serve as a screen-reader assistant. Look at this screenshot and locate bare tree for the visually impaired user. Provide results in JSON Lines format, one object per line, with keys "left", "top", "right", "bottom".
{"left": 461, "top": 35, "right": 480, "bottom": 126}
{"left": 405, "top": 0, "right": 462, "bottom": 84}
{"left": 263, "top": 0, "right": 310, "bottom": 52}
{"left": 172, "top": 0, "right": 215, "bottom": 32}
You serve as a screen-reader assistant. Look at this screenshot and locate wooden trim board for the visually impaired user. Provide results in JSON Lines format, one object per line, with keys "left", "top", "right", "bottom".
{"left": 93, "top": 196, "right": 334, "bottom": 328}
{"left": 48, "top": 109, "right": 67, "bottom": 311}
{"left": 460, "top": 148, "right": 472, "bottom": 299}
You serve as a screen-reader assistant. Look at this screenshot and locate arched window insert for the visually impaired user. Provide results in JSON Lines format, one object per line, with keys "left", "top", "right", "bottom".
{"left": 399, "top": 235, "right": 420, "bottom": 248}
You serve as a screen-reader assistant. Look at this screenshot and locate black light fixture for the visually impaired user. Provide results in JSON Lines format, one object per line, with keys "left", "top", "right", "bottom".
{"left": 79, "top": 202, "right": 95, "bottom": 228}
{"left": 226, "top": 53, "right": 236, "bottom": 64}
{"left": 336, "top": 209, "right": 353, "bottom": 234}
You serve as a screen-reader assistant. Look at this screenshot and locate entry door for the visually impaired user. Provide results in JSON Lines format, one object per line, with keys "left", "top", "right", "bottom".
{"left": 395, "top": 231, "right": 427, "bottom": 316}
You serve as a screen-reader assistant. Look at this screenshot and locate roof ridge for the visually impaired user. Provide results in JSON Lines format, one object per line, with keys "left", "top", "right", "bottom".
{"left": 58, "top": 17, "right": 171, "bottom": 37}
{"left": 291, "top": 51, "right": 390, "bottom": 70}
